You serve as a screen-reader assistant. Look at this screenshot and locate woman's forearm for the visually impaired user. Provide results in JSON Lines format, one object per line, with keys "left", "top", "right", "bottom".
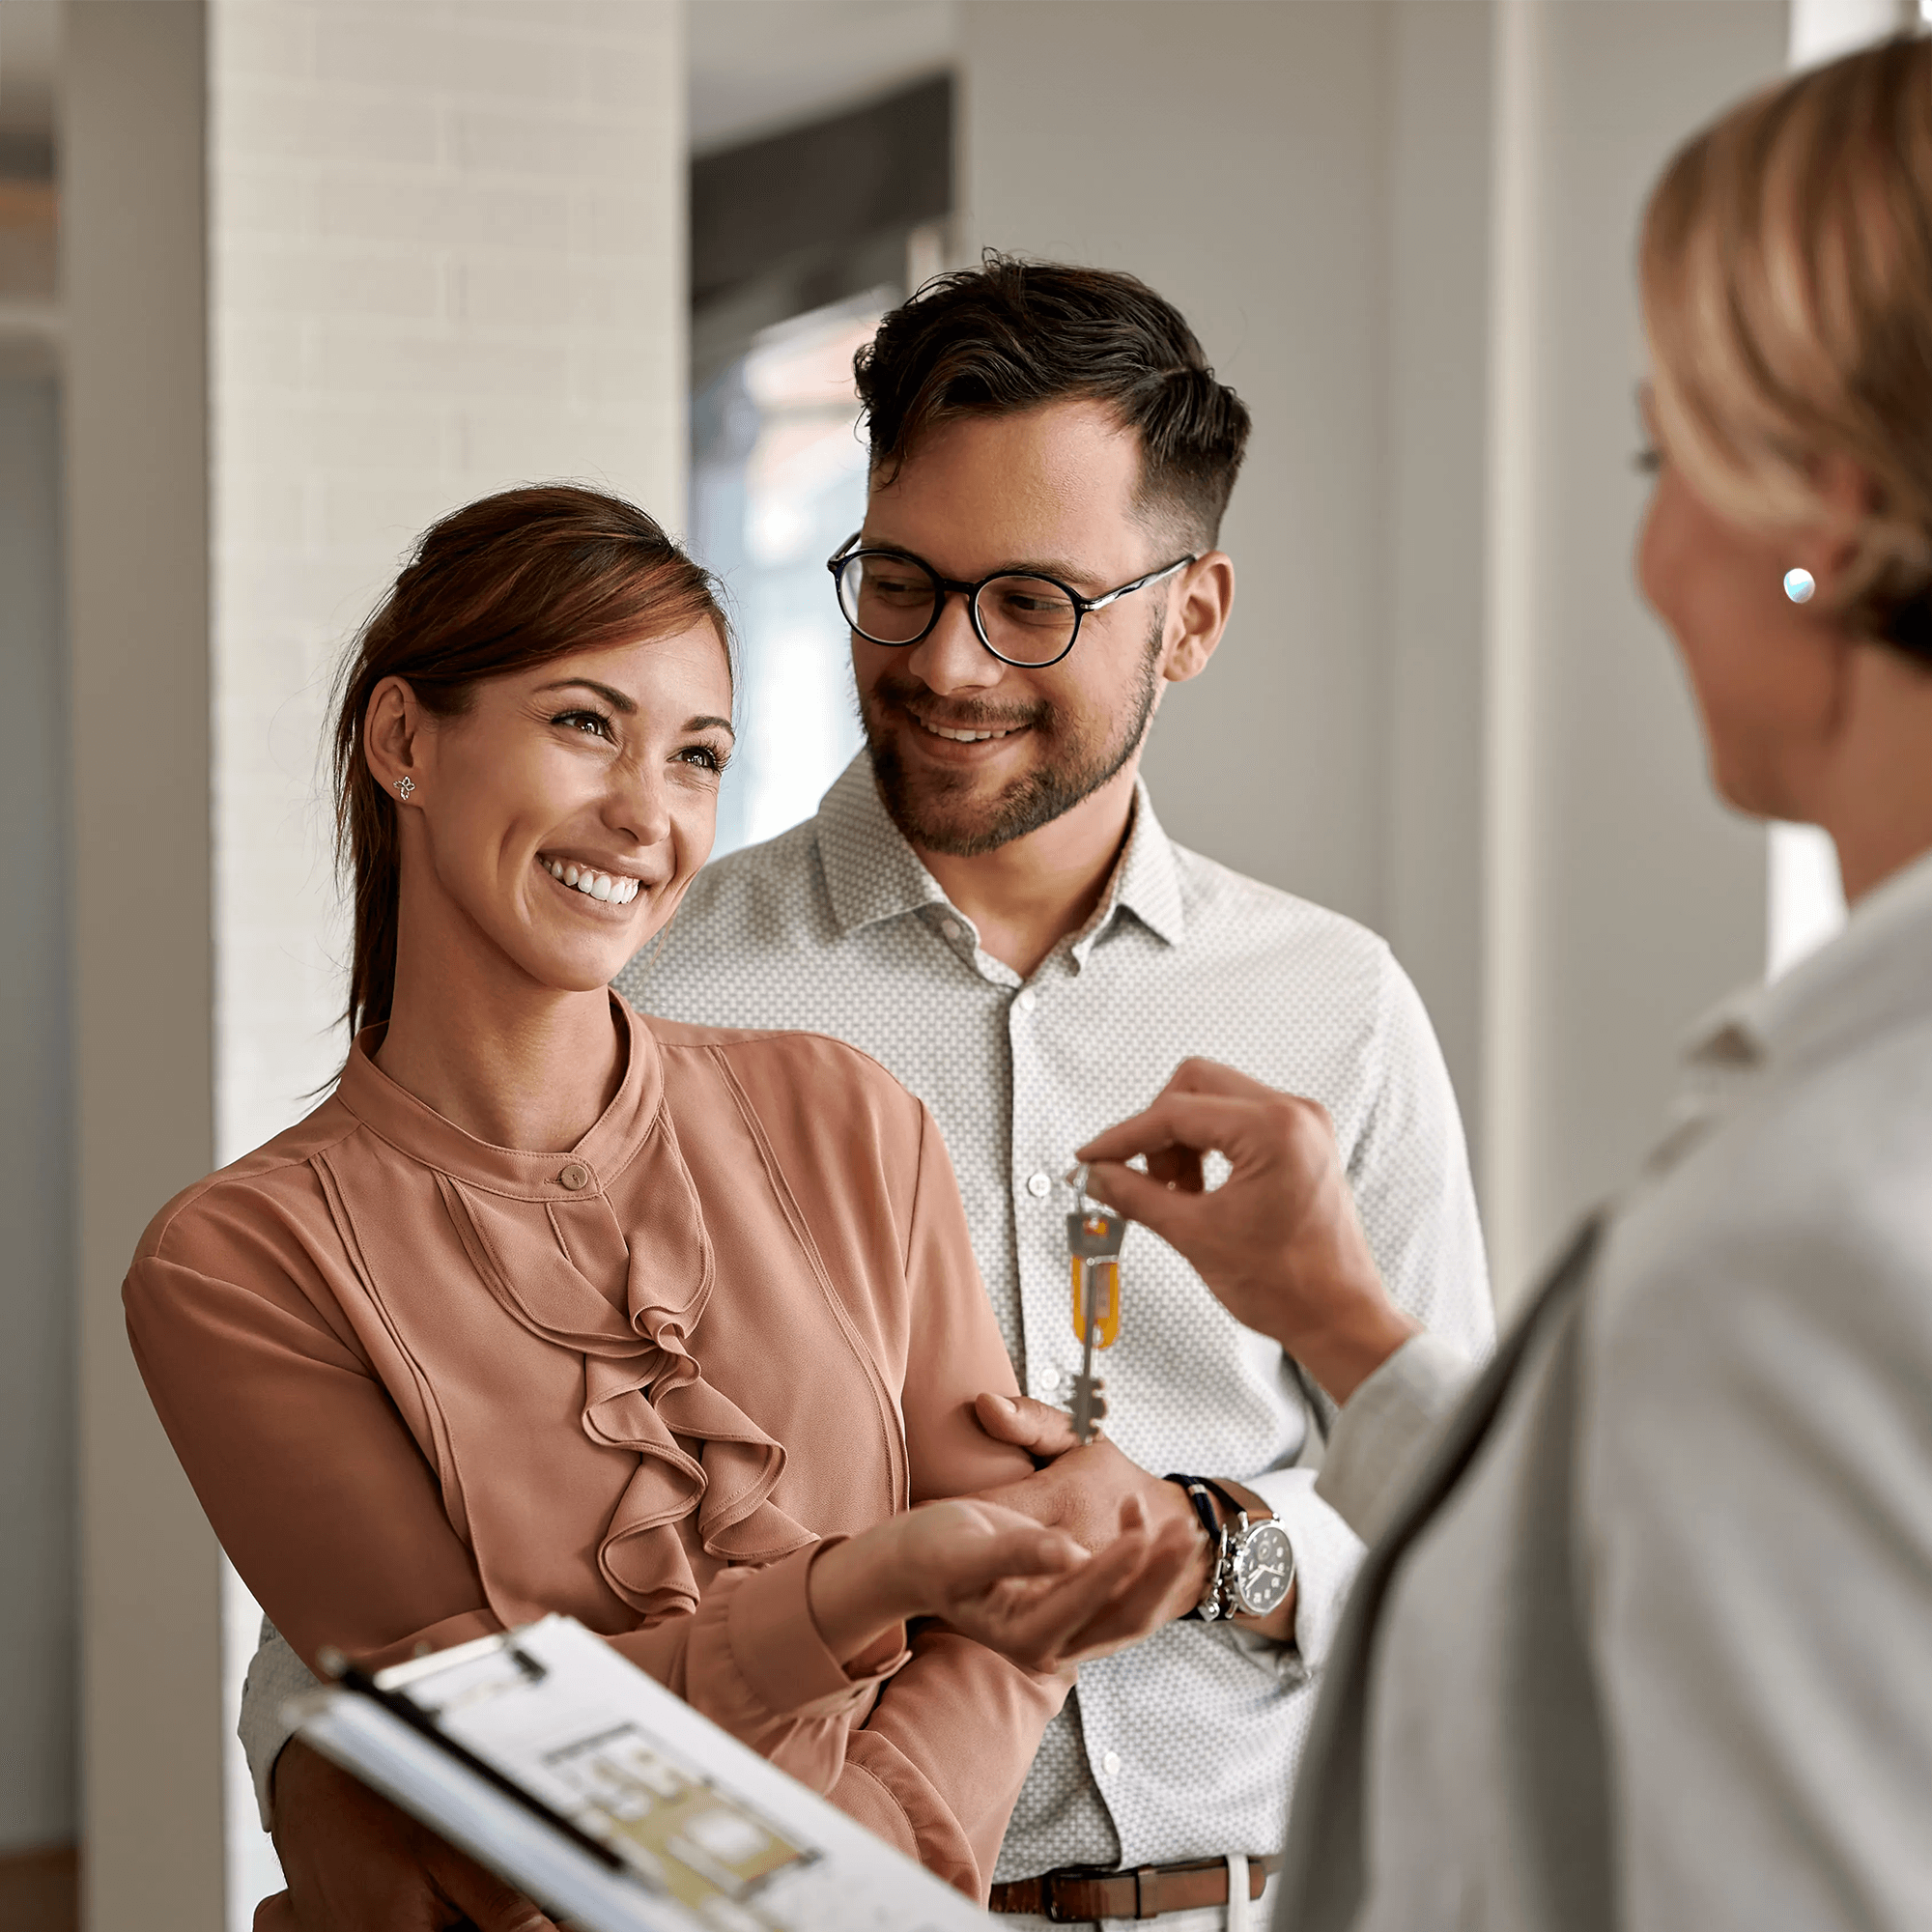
{"left": 805, "top": 1527, "right": 923, "bottom": 1668}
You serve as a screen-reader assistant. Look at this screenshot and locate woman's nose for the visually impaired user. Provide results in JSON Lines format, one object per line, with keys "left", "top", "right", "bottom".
{"left": 611, "top": 763, "right": 674, "bottom": 848}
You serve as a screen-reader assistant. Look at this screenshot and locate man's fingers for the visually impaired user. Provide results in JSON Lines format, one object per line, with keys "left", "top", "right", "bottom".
{"left": 974, "top": 1390, "right": 1080, "bottom": 1458}
{"left": 1083, "top": 1160, "right": 1211, "bottom": 1243}
{"left": 1144, "top": 1142, "right": 1206, "bottom": 1192}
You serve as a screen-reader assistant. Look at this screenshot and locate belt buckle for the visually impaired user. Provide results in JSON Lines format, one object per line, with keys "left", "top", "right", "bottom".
{"left": 1133, "top": 1863, "right": 1162, "bottom": 1918}
{"left": 1037, "top": 1863, "right": 1115, "bottom": 1924}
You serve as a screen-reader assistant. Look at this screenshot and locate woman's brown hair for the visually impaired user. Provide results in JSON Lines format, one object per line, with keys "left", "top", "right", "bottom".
{"left": 1641, "top": 34, "right": 1932, "bottom": 647}
{"left": 330, "top": 485, "right": 729, "bottom": 1038}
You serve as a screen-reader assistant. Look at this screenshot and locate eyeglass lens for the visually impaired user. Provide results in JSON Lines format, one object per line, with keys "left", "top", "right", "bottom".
{"left": 836, "top": 554, "right": 1078, "bottom": 667}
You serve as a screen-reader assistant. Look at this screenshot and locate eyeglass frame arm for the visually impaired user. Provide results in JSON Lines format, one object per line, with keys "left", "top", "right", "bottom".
{"left": 825, "top": 532, "right": 1197, "bottom": 667}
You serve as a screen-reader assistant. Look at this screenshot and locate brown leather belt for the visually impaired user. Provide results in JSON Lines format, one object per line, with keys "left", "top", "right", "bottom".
{"left": 988, "top": 1853, "right": 1278, "bottom": 1920}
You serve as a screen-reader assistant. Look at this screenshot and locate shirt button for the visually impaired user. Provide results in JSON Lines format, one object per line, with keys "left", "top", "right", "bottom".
{"left": 1034, "top": 1368, "right": 1062, "bottom": 1398}
{"left": 1102, "top": 1749, "right": 1122, "bottom": 1776}
{"left": 557, "top": 1162, "right": 591, "bottom": 1190}
{"left": 941, "top": 918, "right": 962, "bottom": 941}
{"left": 1016, "top": 987, "right": 1037, "bottom": 1012}
{"left": 1025, "top": 1171, "right": 1051, "bottom": 1199}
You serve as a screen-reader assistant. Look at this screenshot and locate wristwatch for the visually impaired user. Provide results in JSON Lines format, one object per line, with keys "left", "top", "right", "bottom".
{"left": 1166, "top": 1474, "right": 1297, "bottom": 1621}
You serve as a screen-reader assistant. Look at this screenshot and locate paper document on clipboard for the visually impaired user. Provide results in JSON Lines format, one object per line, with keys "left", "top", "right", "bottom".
{"left": 285, "top": 1613, "right": 988, "bottom": 1932}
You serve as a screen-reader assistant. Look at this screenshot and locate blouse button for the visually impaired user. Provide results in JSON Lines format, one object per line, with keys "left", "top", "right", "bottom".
{"left": 557, "top": 1162, "right": 591, "bottom": 1190}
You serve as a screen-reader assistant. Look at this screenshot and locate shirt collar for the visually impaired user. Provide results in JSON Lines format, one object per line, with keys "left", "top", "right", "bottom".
{"left": 1681, "top": 839, "right": 1932, "bottom": 1080}
{"left": 813, "top": 752, "right": 1188, "bottom": 950}
{"left": 1081, "top": 780, "right": 1187, "bottom": 952}
{"left": 333, "top": 993, "right": 666, "bottom": 1199}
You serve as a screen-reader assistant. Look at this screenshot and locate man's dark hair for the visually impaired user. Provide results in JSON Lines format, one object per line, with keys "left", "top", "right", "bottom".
{"left": 853, "top": 253, "right": 1252, "bottom": 549}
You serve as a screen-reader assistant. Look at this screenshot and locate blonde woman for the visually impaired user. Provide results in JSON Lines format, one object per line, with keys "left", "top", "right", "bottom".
{"left": 1074, "top": 37, "right": 1932, "bottom": 1932}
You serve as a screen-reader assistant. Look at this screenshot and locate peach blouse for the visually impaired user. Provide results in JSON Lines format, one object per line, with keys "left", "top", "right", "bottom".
{"left": 124, "top": 998, "right": 1063, "bottom": 1894}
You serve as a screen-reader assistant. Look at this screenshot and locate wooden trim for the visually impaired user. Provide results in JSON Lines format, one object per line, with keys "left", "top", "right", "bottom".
{"left": 0, "top": 1845, "right": 80, "bottom": 1932}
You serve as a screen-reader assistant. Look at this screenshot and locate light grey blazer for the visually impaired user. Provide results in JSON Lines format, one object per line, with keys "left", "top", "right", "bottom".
{"left": 1277, "top": 844, "right": 1932, "bottom": 1932}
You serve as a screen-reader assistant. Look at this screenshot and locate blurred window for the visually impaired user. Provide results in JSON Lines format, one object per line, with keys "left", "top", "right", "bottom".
{"left": 691, "top": 294, "right": 885, "bottom": 856}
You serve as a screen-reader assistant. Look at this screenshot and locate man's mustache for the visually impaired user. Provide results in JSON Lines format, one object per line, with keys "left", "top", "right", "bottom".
{"left": 867, "top": 672, "right": 1051, "bottom": 736}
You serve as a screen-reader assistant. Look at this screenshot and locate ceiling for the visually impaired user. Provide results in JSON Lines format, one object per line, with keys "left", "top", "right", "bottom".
{"left": 689, "top": 0, "right": 956, "bottom": 155}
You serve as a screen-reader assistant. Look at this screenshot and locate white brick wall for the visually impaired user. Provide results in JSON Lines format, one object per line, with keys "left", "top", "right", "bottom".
{"left": 207, "top": 5, "right": 685, "bottom": 1915}
{"left": 211, "top": 0, "right": 686, "bottom": 1162}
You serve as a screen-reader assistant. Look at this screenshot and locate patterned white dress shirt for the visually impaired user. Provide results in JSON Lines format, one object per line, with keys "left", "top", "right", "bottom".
{"left": 237, "top": 753, "right": 1493, "bottom": 1891}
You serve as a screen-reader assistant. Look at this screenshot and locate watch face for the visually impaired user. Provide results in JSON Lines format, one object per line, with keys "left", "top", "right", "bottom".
{"left": 1233, "top": 1521, "right": 1295, "bottom": 1616}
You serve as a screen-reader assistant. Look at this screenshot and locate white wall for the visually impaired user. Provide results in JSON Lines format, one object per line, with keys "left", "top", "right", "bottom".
{"left": 962, "top": 0, "right": 1397, "bottom": 941}
{"left": 212, "top": 0, "right": 687, "bottom": 1166}
{"left": 1480, "top": 0, "right": 1784, "bottom": 1294}
{"left": 208, "top": 1, "right": 687, "bottom": 1919}
{"left": 963, "top": 0, "right": 1786, "bottom": 1304}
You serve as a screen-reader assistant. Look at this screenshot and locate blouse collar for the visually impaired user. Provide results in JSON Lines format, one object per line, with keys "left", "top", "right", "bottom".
{"left": 333, "top": 993, "right": 666, "bottom": 1201}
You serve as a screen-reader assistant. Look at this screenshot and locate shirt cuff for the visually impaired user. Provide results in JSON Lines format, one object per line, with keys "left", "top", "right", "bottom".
{"left": 1236, "top": 1467, "right": 1365, "bottom": 1675}
{"left": 240, "top": 1618, "right": 322, "bottom": 1830}
{"left": 1316, "top": 1330, "right": 1475, "bottom": 1545}
{"left": 725, "top": 1540, "right": 910, "bottom": 1721}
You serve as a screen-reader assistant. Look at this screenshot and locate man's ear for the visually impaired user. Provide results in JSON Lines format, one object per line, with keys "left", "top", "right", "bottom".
{"left": 362, "top": 676, "right": 423, "bottom": 797}
{"left": 1161, "top": 553, "right": 1235, "bottom": 685}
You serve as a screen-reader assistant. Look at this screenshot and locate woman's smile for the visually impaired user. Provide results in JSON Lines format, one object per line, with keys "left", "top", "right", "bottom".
{"left": 536, "top": 850, "right": 647, "bottom": 908}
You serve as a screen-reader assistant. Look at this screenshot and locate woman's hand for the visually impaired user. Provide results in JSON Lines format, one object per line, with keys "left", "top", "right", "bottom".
{"left": 806, "top": 1496, "right": 1201, "bottom": 1677}
{"left": 905, "top": 1493, "right": 1203, "bottom": 1671}
{"left": 1075, "top": 1057, "right": 1419, "bottom": 1404}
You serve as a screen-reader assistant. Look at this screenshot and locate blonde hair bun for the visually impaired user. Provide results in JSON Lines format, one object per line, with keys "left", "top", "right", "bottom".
{"left": 1641, "top": 34, "right": 1932, "bottom": 654}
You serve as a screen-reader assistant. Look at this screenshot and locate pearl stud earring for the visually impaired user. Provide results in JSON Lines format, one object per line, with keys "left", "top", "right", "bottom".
{"left": 394, "top": 776, "right": 414, "bottom": 799}
{"left": 1783, "top": 567, "right": 1816, "bottom": 605}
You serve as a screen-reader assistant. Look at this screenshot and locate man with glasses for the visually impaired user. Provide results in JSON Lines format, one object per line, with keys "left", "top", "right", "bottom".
{"left": 242, "top": 258, "right": 1492, "bottom": 1930}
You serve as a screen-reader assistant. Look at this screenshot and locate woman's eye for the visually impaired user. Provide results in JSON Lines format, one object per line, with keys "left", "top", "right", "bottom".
{"left": 553, "top": 709, "right": 613, "bottom": 740}
{"left": 675, "top": 745, "right": 726, "bottom": 774}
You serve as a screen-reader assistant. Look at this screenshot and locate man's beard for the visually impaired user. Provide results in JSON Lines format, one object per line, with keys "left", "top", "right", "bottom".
{"left": 858, "top": 614, "right": 1164, "bottom": 858}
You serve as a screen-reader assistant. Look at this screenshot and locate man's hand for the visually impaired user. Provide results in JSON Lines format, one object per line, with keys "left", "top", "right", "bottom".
{"left": 1074, "top": 1059, "right": 1422, "bottom": 1406}
{"left": 1074, "top": 1058, "right": 1418, "bottom": 1404}
{"left": 259, "top": 1738, "right": 555, "bottom": 1932}
{"left": 967, "top": 1395, "right": 1213, "bottom": 1626}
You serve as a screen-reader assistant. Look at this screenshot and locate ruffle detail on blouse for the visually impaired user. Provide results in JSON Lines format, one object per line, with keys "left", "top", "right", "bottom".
{"left": 435, "top": 1109, "right": 814, "bottom": 1620}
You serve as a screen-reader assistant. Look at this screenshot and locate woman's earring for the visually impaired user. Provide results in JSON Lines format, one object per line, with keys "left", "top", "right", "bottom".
{"left": 394, "top": 776, "right": 415, "bottom": 800}
{"left": 1783, "top": 567, "right": 1816, "bottom": 605}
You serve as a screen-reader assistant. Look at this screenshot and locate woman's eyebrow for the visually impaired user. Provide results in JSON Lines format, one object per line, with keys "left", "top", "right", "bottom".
{"left": 687, "top": 714, "right": 736, "bottom": 738}
{"left": 537, "top": 677, "right": 637, "bottom": 713}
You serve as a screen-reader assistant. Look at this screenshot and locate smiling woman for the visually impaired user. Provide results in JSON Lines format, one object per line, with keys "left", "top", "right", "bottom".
{"left": 120, "top": 485, "right": 1198, "bottom": 1921}
{"left": 329, "top": 486, "right": 737, "bottom": 1048}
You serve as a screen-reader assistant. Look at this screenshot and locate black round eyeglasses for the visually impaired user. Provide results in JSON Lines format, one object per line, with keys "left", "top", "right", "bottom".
{"left": 826, "top": 533, "right": 1196, "bottom": 669}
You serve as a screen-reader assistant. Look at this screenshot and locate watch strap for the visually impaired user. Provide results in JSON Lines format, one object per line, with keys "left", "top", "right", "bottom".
{"left": 1165, "top": 1473, "right": 1254, "bottom": 1621}
{"left": 1166, "top": 1474, "right": 1292, "bottom": 1622}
